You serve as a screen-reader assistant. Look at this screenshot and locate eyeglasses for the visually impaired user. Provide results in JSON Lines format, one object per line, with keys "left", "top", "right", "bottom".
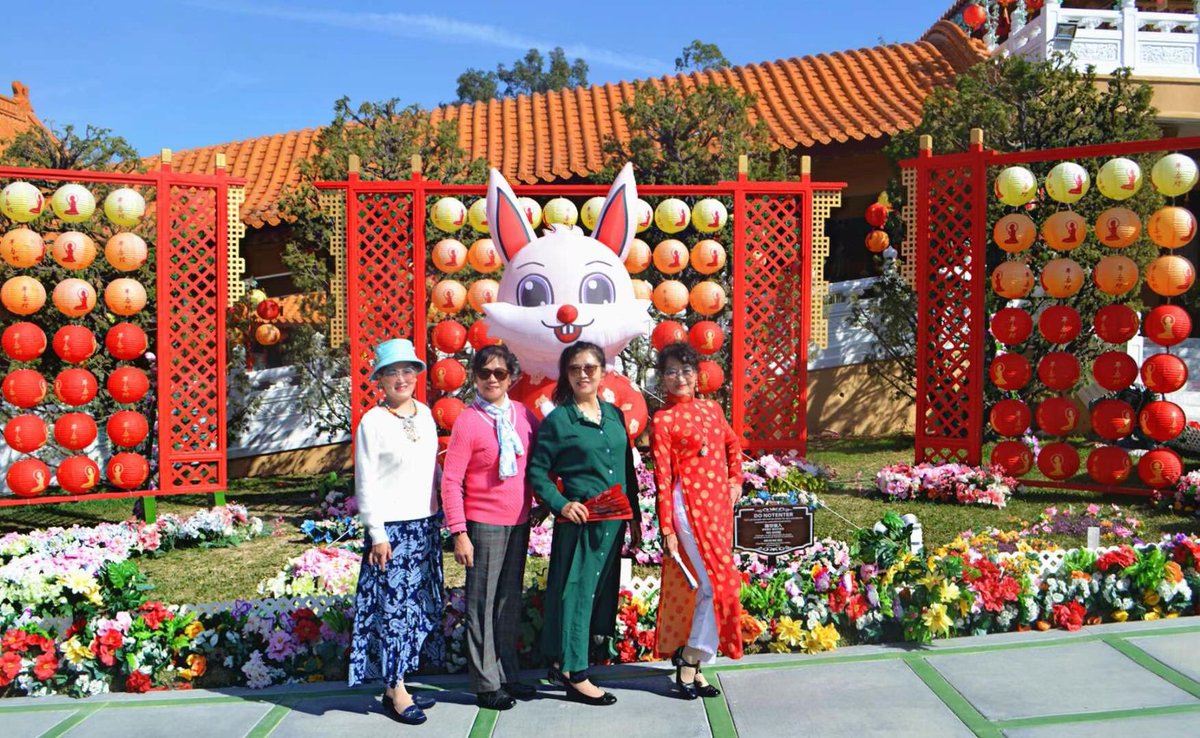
{"left": 567, "top": 363, "right": 602, "bottom": 376}
{"left": 380, "top": 366, "right": 418, "bottom": 379}
{"left": 475, "top": 368, "right": 511, "bottom": 381}
{"left": 663, "top": 367, "right": 697, "bottom": 379}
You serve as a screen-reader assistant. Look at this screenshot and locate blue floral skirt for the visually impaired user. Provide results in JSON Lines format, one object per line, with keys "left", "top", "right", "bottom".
{"left": 348, "top": 516, "right": 445, "bottom": 687}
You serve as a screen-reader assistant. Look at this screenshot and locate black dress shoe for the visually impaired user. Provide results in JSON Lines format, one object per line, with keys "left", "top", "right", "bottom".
{"left": 381, "top": 691, "right": 436, "bottom": 710}
{"left": 476, "top": 689, "right": 517, "bottom": 710}
{"left": 382, "top": 700, "right": 427, "bottom": 725}
{"left": 564, "top": 681, "right": 617, "bottom": 706}
{"left": 546, "top": 665, "right": 569, "bottom": 687}
{"left": 503, "top": 682, "right": 538, "bottom": 699}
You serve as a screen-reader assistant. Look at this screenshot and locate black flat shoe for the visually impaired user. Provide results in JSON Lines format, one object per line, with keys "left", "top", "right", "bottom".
{"left": 546, "top": 664, "right": 569, "bottom": 687}
{"left": 476, "top": 689, "right": 517, "bottom": 711}
{"left": 382, "top": 691, "right": 436, "bottom": 710}
{"left": 503, "top": 681, "right": 538, "bottom": 699}
{"left": 383, "top": 700, "right": 427, "bottom": 725}
{"left": 564, "top": 681, "right": 617, "bottom": 706}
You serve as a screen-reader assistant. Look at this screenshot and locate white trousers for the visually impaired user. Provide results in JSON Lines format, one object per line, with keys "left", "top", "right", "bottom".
{"left": 673, "top": 482, "right": 718, "bottom": 664}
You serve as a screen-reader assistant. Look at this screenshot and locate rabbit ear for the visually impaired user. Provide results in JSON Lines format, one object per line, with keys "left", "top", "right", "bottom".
{"left": 591, "top": 162, "right": 637, "bottom": 260}
{"left": 485, "top": 169, "right": 535, "bottom": 263}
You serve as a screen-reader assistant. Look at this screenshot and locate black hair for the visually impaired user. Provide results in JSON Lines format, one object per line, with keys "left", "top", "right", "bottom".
{"left": 471, "top": 344, "right": 519, "bottom": 377}
{"left": 552, "top": 342, "right": 606, "bottom": 406}
{"left": 655, "top": 341, "right": 700, "bottom": 379}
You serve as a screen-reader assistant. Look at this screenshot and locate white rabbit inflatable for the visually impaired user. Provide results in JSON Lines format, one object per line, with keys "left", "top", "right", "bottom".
{"left": 482, "top": 163, "right": 652, "bottom": 436}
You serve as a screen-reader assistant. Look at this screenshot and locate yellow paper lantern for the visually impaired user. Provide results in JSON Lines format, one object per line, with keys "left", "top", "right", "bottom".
{"left": 467, "top": 238, "right": 501, "bottom": 273}
{"left": 51, "top": 184, "right": 96, "bottom": 223}
{"left": 1041, "top": 211, "right": 1088, "bottom": 252}
{"left": 103, "top": 188, "right": 146, "bottom": 226}
{"left": 430, "top": 279, "right": 467, "bottom": 315}
{"left": 1092, "top": 255, "right": 1139, "bottom": 296}
{"left": 1094, "top": 207, "right": 1141, "bottom": 249}
{"left": 994, "top": 166, "right": 1037, "bottom": 206}
{"left": 1, "top": 276, "right": 47, "bottom": 315}
{"left": 50, "top": 232, "right": 97, "bottom": 270}
{"left": 517, "top": 197, "right": 542, "bottom": 229}
{"left": 431, "top": 238, "right": 468, "bottom": 273}
{"left": 103, "top": 278, "right": 148, "bottom": 316}
{"left": 993, "top": 214, "right": 1036, "bottom": 253}
{"left": 430, "top": 197, "right": 467, "bottom": 232}
{"left": 1040, "top": 258, "right": 1084, "bottom": 298}
{"left": 1145, "top": 255, "right": 1196, "bottom": 297}
{"left": 580, "top": 196, "right": 606, "bottom": 231}
{"left": 1, "top": 227, "right": 46, "bottom": 267}
{"left": 1096, "top": 157, "right": 1143, "bottom": 201}
{"left": 624, "top": 239, "right": 651, "bottom": 274}
{"left": 991, "top": 261, "right": 1035, "bottom": 299}
{"left": 652, "top": 239, "right": 689, "bottom": 274}
{"left": 1146, "top": 206, "right": 1197, "bottom": 249}
{"left": 692, "top": 198, "right": 728, "bottom": 233}
{"left": 467, "top": 279, "right": 499, "bottom": 313}
{"left": 654, "top": 198, "right": 691, "bottom": 234}
{"left": 1044, "top": 162, "right": 1090, "bottom": 204}
{"left": 255, "top": 323, "right": 283, "bottom": 346}
{"left": 53, "top": 278, "right": 97, "bottom": 317}
{"left": 631, "top": 279, "right": 653, "bottom": 301}
{"left": 633, "top": 198, "right": 653, "bottom": 233}
{"left": 0, "top": 182, "right": 45, "bottom": 223}
{"left": 104, "top": 233, "right": 148, "bottom": 272}
{"left": 652, "top": 280, "right": 689, "bottom": 314}
{"left": 690, "top": 239, "right": 727, "bottom": 274}
{"left": 1150, "top": 153, "right": 1198, "bottom": 197}
{"left": 467, "top": 198, "right": 489, "bottom": 233}
{"left": 542, "top": 197, "right": 578, "bottom": 227}
{"left": 689, "top": 281, "right": 727, "bottom": 316}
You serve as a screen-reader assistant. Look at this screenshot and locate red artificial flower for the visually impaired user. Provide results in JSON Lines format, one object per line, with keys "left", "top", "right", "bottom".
{"left": 826, "top": 586, "right": 849, "bottom": 614}
{"left": 616, "top": 640, "right": 637, "bottom": 663}
{"left": 139, "top": 601, "right": 174, "bottom": 630}
{"left": 27, "top": 634, "right": 55, "bottom": 655}
{"left": 845, "top": 594, "right": 870, "bottom": 621}
{"left": 293, "top": 617, "right": 321, "bottom": 645}
{"left": 0, "top": 652, "right": 21, "bottom": 686}
{"left": 91, "top": 630, "right": 124, "bottom": 667}
{"left": 1, "top": 629, "right": 30, "bottom": 653}
{"left": 32, "top": 653, "right": 58, "bottom": 681}
{"left": 1173, "top": 539, "right": 1200, "bottom": 570}
{"left": 1052, "top": 601, "right": 1086, "bottom": 632}
{"left": 125, "top": 671, "right": 151, "bottom": 693}
{"left": 63, "top": 619, "right": 85, "bottom": 640}
{"left": 1096, "top": 546, "right": 1137, "bottom": 573}
{"left": 292, "top": 608, "right": 317, "bottom": 623}
{"left": 636, "top": 629, "right": 656, "bottom": 650}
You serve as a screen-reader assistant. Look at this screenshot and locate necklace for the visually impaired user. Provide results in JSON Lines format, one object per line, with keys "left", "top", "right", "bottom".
{"left": 384, "top": 401, "right": 420, "bottom": 443}
{"left": 576, "top": 402, "right": 602, "bottom": 424}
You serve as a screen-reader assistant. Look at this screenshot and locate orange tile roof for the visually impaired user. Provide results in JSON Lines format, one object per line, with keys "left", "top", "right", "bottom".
{"left": 0, "top": 81, "right": 45, "bottom": 145}
{"left": 159, "top": 32, "right": 985, "bottom": 229}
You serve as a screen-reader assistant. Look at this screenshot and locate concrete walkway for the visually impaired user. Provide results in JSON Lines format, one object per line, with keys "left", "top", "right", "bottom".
{"left": 5, "top": 617, "right": 1200, "bottom": 737}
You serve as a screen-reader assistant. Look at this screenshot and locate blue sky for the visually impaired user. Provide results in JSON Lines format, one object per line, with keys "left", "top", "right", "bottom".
{"left": 3, "top": 1, "right": 957, "bottom": 155}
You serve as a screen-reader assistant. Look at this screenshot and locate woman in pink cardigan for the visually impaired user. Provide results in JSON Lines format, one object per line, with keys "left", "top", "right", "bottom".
{"left": 440, "top": 344, "right": 539, "bottom": 711}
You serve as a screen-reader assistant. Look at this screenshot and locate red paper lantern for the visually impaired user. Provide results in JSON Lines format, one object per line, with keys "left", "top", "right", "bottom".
{"left": 4, "top": 414, "right": 47, "bottom": 453}
{"left": 431, "top": 320, "right": 468, "bottom": 354}
{"left": 106, "top": 410, "right": 149, "bottom": 448}
{"left": 256, "top": 299, "right": 281, "bottom": 321}
{"left": 106, "top": 323, "right": 148, "bottom": 360}
{"left": 990, "top": 440, "right": 1033, "bottom": 476}
{"left": 2, "top": 322, "right": 46, "bottom": 361}
{"left": 1140, "top": 353, "right": 1188, "bottom": 394}
{"left": 55, "top": 412, "right": 98, "bottom": 450}
{"left": 53, "top": 325, "right": 98, "bottom": 364}
{"left": 1037, "top": 442, "right": 1080, "bottom": 481}
{"left": 432, "top": 397, "right": 466, "bottom": 431}
{"left": 1038, "top": 305, "right": 1081, "bottom": 344}
{"left": 54, "top": 368, "right": 98, "bottom": 406}
{"left": 6, "top": 458, "right": 51, "bottom": 498}
{"left": 1037, "top": 352, "right": 1080, "bottom": 391}
{"left": 1093, "top": 304, "right": 1140, "bottom": 344}
{"left": 1143, "top": 305, "right": 1191, "bottom": 347}
{"left": 697, "top": 361, "right": 725, "bottom": 394}
{"left": 990, "top": 353, "right": 1031, "bottom": 390}
{"left": 2, "top": 369, "right": 48, "bottom": 408}
{"left": 1091, "top": 399, "right": 1136, "bottom": 441}
{"left": 963, "top": 3, "right": 987, "bottom": 29}
{"left": 1138, "top": 448, "right": 1183, "bottom": 489}
{"left": 865, "top": 202, "right": 889, "bottom": 228}
{"left": 598, "top": 373, "right": 649, "bottom": 438}
{"left": 651, "top": 321, "right": 687, "bottom": 351}
{"left": 430, "top": 358, "right": 466, "bottom": 392}
{"left": 1087, "top": 446, "right": 1133, "bottom": 486}
{"left": 1139, "top": 401, "right": 1185, "bottom": 443}
{"left": 1092, "top": 351, "right": 1139, "bottom": 392}
{"left": 990, "top": 308, "right": 1033, "bottom": 345}
{"left": 107, "top": 367, "right": 151, "bottom": 405}
{"left": 1036, "top": 397, "right": 1080, "bottom": 436}
{"left": 467, "top": 320, "right": 501, "bottom": 350}
{"left": 864, "top": 230, "right": 889, "bottom": 253}
{"left": 106, "top": 452, "right": 149, "bottom": 490}
{"left": 57, "top": 456, "right": 100, "bottom": 494}
{"left": 688, "top": 321, "right": 724, "bottom": 355}
{"left": 989, "top": 399, "right": 1031, "bottom": 437}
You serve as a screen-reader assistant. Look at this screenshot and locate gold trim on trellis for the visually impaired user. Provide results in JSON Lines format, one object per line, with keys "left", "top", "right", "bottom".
{"left": 226, "top": 186, "right": 247, "bottom": 301}
{"left": 810, "top": 189, "right": 841, "bottom": 349}
{"left": 318, "top": 190, "right": 348, "bottom": 347}
{"left": 900, "top": 167, "right": 918, "bottom": 287}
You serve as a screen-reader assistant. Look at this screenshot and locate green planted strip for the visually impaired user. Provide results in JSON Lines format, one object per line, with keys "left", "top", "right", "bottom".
{"left": 245, "top": 703, "right": 292, "bottom": 738}
{"left": 1102, "top": 636, "right": 1200, "bottom": 699}
{"left": 902, "top": 656, "right": 1001, "bottom": 738}
{"left": 38, "top": 706, "right": 104, "bottom": 738}
{"left": 993, "top": 702, "right": 1200, "bottom": 730}
{"left": 702, "top": 675, "right": 738, "bottom": 738}
{"left": 467, "top": 707, "right": 499, "bottom": 738}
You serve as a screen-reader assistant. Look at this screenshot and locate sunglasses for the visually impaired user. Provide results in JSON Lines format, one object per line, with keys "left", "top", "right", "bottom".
{"left": 380, "top": 366, "right": 419, "bottom": 379}
{"left": 568, "top": 363, "right": 602, "bottom": 376}
{"left": 475, "top": 368, "right": 511, "bottom": 381}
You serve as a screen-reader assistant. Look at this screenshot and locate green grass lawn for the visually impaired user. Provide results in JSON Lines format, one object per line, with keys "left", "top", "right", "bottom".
{"left": 2, "top": 436, "right": 1197, "bottom": 605}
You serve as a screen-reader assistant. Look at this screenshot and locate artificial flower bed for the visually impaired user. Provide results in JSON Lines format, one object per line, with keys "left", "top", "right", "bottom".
{"left": 874, "top": 463, "right": 1017, "bottom": 508}
{"left": 1155, "top": 470, "right": 1200, "bottom": 517}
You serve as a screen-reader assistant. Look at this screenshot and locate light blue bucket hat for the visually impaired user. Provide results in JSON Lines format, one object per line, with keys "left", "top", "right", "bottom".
{"left": 370, "top": 338, "right": 426, "bottom": 380}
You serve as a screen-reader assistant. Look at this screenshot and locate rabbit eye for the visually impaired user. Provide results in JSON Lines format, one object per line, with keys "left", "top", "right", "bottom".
{"left": 517, "top": 274, "right": 553, "bottom": 307}
{"left": 580, "top": 272, "right": 615, "bottom": 305}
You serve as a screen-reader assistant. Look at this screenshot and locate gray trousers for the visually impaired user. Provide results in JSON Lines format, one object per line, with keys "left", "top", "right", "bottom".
{"left": 465, "top": 521, "right": 530, "bottom": 692}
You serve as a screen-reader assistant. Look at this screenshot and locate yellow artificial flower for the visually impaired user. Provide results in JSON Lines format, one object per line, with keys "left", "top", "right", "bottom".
{"left": 59, "top": 569, "right": 96, "bottom": 595}
{"left": 938, "top": 582, "right": 961, "bottom": 603}
{"left": 635, "top": 599, "right": 649, "bottom": 617}
{"left": 1143, "top": 591, "right": 1161, "bottom": 606}
{"left": 86, "top": 585, "right": 103, "bottom": 606}
{"left": 767, "top": 640, "right": 791, "bottom": 654}
{"left": 1144, "top": 611, "right": 1160, "bottom": 621}
{"left": 1166, "top": 612, "right": 1179, "bottom": 619}
{"left": 918, "top": 574, "right": 942, "bottom": 591}
{"left": 62, "top": 637, "right": 94, "bottom": 665}
{"left": 1111, "top": 610, "right": 1129, "bottom": 622}
{"left": 184, "top": 620, "right": 204, "bottom": 639}
{"left": 802, "top": 623, "right": 839, "bottom": 654}
{"left": 775, "top": 616, "right": 805, "bottom": 648}
{"left": 308, "top": 674, "right": 325, "bottom": 683}
{"left": 922, "top": 603, "right": 953, "bottom": 636}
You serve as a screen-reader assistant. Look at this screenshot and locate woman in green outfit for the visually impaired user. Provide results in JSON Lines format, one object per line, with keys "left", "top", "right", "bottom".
{"left": 528, "top": 341, "right": 642, "bottom": 706}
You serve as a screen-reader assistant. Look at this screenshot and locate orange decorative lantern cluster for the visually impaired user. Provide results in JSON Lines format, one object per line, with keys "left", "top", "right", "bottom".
{"left": 1091, "top": 399, "right": 1135, "bottom": 441}
{"left": 2, "top": 227, "right": 46, "bottom": 267}
{"left": 1145, "top": 255, "right": 1195, "bottom": 297}
{"left": 1038, "top": 442, "right": 1080, "bottom": 481}
{"left": 432, "top": 239, "right": 468, "bottom": 273}
{"left": 51, "top": 232, "right": 97, "bottom": 270}
{"left": 697, "top": 361, "right": 724, "bottom": 393}
{"left": 467, "top": 320, "right": 500, "bottom": 350}
{"left": 990, "top": 440, "right": 1033, "bottom": 476}
{"left": 1093, "top": 304, "right": 1140, "bottom": 344}
{"left": 865, "top": 201, "right": 889, "bottom": 228}
{"left": 624, "top": 239, "right": 652, "bottom": 274}
{"left": 1139, "top": 401, "right": 1185, "bottom": 443}
{"left": 864, "top": 230, "right": 889, "bottom": 254}
{"left": 52, "top": 278, "right": 97, "bottom": 317}
{"left": 1138, "top": 449, "right": 1182, "bottom": 489}
{"left": 106, "top": 410, "right": 150, "bottom": 448}
{"left": 4, "top": 414, "right": 48, "bottom": 453}
{"left": 993, "top": 214, "right": 1036, "bottom": 253}
{"left": 108, "top": 367, "right": 150, "bottom": 404}
{"left": 1143, "top": 305, "right": 1190, "bottom": 347}
{"left": 55, "top": 368, "right": 98, "bottom": 406}
{"left": 689, "top": 321, "right": 724, "bottom": 355}
{"left": 989, "top": 399, "right": 1031, "bottom": 437}
{"left": 991, "top": 262, "right": 1034, "bottom": 299}
{"left": 254, "top": 324, "right": 282, "bottom": 346}
{"left": 431, "top": 359, "right": 466, "bottom": 392}
{"left": 256, "top": 299, "right": 281, "bottom": 321}
{"left": 467, "top": 279, "right": 499, "bottom": 313}
{"left": 104, "top": 278, "right": 147, "bottom": 316}
{"left": 106, "top": 322, "right": 148, "bottom": 360}
{"left": 990, "top": 308, "right": 1033, "bottom": 345}
{"left": 2, "top": 369, "right": 48, "bottom": 408}
{"left": 1038, "top": 305, "right": 1080, "bottom": 344}
{"left": 1040, "top": 258, "right": 1083, "bottom": 298}
{"left": 1041, "top": 211, "right": 1087, "bottom": 251}
{"left": 653, "top": 240, "right": 689, "bottom": 274}
{"left": 53, "top": 325, "right": 98, "bottom": 364}
{"left": 2, "top": 275, "right": 47, "bottom": 315}
{"left": 691, "top": 240, "right": 726, "bottom": 274}
{"left": 1094, "top": 208, "right": 1140, "bottom": 249}
{"left": 651, "top": 321, "right": 687, "bottom": 351}
{"left": 990, "top": 353, "right": 1031, "bottom": 391}
{"left": 6, "top": 458, "right": 51, "bottom": 498}
{"left": 431, "top": 320, "right": 467, "bottom": 354}
{"left": 107, "top": 452, "right": 149, "bottom": 490}
{"left": 432, "top": 396, "right": 465, "bottom": 430}
{"left": 1037, "top": 352, "right": 1080, "bottom": 391}
{"left": 1093, "top": 351, "right": 1139, "bottom": 392}
{"left": 652, "top": 280, "right": 689, "bottom": 315}
{"left": 1140, "top": 353, "right": 1188, "bottom": 394}
{"left": 1146, "top": 206, "right": 1196, "bottom": 249}
{"left": 57, "top": 456, "right": 100, "bottom": 494}
{"left": 468, "top": 239, "right": 501, "bottom": 274}
{"left": 2, "top": 322, "right": 46, "bottom": 361}
{"left": 55, "top": 412, "right": 98, "bottom": 450}
{"left": 1087, "top": 446, "right": 1133, "bottom": 485}
{"left": 689, "top": 281, "right": 727, "bottom": 316}
{"left": 1092, "top": 255, "right": 1139, "bottom": 296}
{"left": 1036, "top": 397, "right": 1079, "bottom": 435}
{"left": 431, "top": 280, "right": 467, "bottom": 315}
{"left": 104, "top": 233, "right": 148, "bottom": 271}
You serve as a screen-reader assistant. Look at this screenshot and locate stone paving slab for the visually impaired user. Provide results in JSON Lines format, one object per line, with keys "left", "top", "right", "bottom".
{"left": 63, "top": 701, "right": 273, "bottom": 738}
{"left": 9, "top": 708, "right": 79, "bottom": 738}
{"left": 1127, "top": 631, "right": 1200, "bottom": 683}
{"left": 492, "top": 674, "right": 710, "bottom": 738}
{"left": 271, "top": 691, "right": 477, "bottom": 737}
{"left": 927, "top": 641, "right": 1198, "bottom": 721}
{"left": 1003, "top": 710, "right": 1200, "bottom": 737}
{"left": 720, "top": 659, "right": 973, "bottom": 738}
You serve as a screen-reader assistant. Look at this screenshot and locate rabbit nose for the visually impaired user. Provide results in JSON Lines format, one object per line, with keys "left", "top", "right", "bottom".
{"left": 556, "top": 304, "right": 579, "bottom": 325}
